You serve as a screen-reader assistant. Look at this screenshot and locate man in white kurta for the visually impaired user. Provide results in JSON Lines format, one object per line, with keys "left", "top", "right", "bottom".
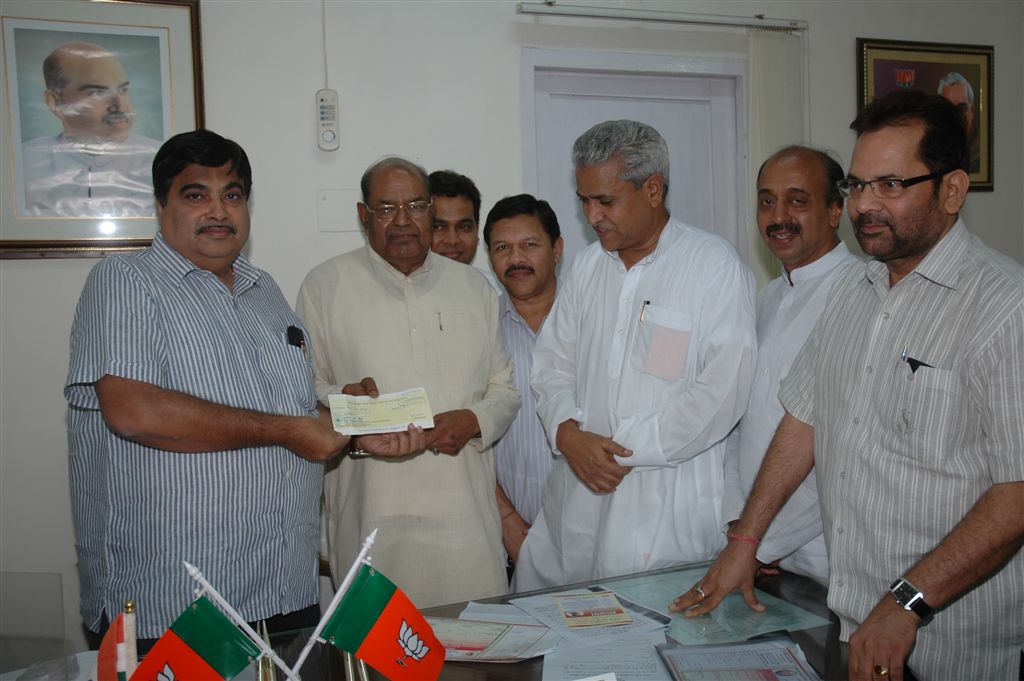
{"left": 514, "top": 120, "right": 757, "bottom": 590}
{"left": 296, "top": 158, "right": 519, "bottom": 609}
{"left": 722, "top": 147, "right": 858, "bottom": 586}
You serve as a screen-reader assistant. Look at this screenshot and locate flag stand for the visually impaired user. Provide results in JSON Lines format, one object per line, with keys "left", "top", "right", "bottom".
{"left": 183, "top": 561, "right": 301, "bottom": 681}
{"left": 290, "top": 529, "right": 378, "bottom": 676}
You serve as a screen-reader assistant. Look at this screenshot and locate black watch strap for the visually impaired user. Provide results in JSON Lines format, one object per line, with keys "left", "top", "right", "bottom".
{"left": 889, "top": 577, "right": 934, "bottom": 625}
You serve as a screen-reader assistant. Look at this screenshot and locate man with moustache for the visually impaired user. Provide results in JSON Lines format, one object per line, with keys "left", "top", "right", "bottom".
{"left": 22, "top": 42, "right": 162, "bottom": 217}
{"left": 65, "top": 130, "right": 350, "bottom": 647}
{"left": 296, "top": 157, "right": 520, "bottom": 608}
{"left": 514, "top": 120, "right": 757, "bottom": 590}
{"left": 672, "top": 90, "right": 1023, "bottom": 681}
{"left": 483, "top": 194, "right": 563, "bottom": 567}
{"left": 721, "top": 146, "right": 856, "bottom": 587}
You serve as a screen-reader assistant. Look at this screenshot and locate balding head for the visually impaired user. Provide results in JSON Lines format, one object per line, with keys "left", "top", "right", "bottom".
{"left": 43, "top": 42, "right": 134, "bottom": 143}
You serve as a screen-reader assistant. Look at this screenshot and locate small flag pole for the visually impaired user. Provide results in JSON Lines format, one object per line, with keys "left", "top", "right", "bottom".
{"left": 182, "top": 561, "right": 301, "bottom": 681}
{"left": 123, "top": 600, "right": 138, "bottom": 678}
{"left": 289, "top": 528, "right": 378, "bottom": 676}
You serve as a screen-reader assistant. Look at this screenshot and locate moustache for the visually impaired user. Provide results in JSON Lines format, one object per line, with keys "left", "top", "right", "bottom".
{"left": 766, "top": 221, "right": 801, "bottom": 236}
{"left": 853, "top": 212, "right": 892, "bottom": 231}
{"left": 103, "top": 111, "right": 134, "bottom": 125}
{"left": 196, "top": 223, "right": 237, "bottom": 235}
{"left": 505, "top": 264, "right": 535, "bottom": 277}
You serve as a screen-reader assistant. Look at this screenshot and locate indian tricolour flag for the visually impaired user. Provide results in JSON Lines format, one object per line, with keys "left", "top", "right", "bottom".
{"left": 130, "top": 596, "right": 261, "bottom": 681}
{"left": 321, "top": 564, "right": 444, "bottom": 681}
{"left": 92, "top": 610, "right": 136, "bottom": 681}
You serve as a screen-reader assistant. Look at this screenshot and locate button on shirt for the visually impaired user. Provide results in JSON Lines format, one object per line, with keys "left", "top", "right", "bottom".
{"left": 515, "top": 218, "right": 757, "bottom": 589}
{"left": 722, "top": 242, "right": 857, "bottom": 585}
{"left": 494, "top": 293, "right": 555, "bottom": 525}
{"left": 779, "top": 221, "right": 1024, "bottom": 680}
{"left": 65, "top": 233, "right": 323, "bottom": 638}
{"left": 22, "top": 133, "right": 161, "bottom": 217}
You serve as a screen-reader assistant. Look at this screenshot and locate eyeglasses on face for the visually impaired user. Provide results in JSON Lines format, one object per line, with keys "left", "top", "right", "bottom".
{"left": 363, "top": 200, "right": 432, "bottom": 223}
{"left": 836, "top": 170, "right": 954, "bottom": 199}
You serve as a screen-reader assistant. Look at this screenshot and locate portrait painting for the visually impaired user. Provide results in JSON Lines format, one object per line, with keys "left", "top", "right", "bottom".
{"left": 1, "top": 0, "right": 202, "bottom": 258}
{"left": 858, "top": 38, "right": 993, "bottom": 191}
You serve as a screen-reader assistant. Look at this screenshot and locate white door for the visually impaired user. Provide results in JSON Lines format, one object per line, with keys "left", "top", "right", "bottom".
{"left": 523, "top": 49, "right": 747, "bottom": 269}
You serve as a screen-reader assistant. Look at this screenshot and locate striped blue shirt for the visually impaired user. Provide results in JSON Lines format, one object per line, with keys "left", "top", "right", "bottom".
{"left": 493, "top": 293, "right": 555, "bottom": 524}
{"left": 65, "top": 233, "right": 323, "bottom": 638}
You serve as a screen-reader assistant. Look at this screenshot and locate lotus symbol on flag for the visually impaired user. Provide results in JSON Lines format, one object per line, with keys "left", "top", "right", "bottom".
{"left": 156, "top": 663, "right": 175, "bottom": 681}
{"left": 395, "top": 619, "right": 430, "bottom": 667}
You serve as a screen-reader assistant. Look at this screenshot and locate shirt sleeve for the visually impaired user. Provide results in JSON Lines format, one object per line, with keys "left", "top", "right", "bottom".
{"left": 778, "top": 322, "right": 820, "bottom": 428}
{"left": 64, "top": 258, "right": 164, "bottom": 409}
{"left": 970, "top": 303, "right": 1024, "bottom": 484}
{"left": 467, "top": 285, "right": 521, "bottom": 450}
{"left": 612, "top": 253, "right": 758, "bottom": 466}
{"left": 531, "top": 267, "right": 585, "bottom": 454}
{"left": 720, "top": 427, "right": 744, "bottom": 524}
{"left": 295, "top": 265, "right": 342, "bottom": 404}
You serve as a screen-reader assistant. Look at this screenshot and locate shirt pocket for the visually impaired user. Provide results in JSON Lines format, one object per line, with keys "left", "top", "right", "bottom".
{"left": 630, "top": 305, "right": 693, "bottom": 381}
{"left": 892, "top": 364, "right": 962, "bottom": 458}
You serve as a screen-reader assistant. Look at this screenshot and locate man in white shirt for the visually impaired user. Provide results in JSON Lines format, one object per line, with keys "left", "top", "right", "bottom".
{"left": 514, "top": 120, "right": 757, "bottom": 590}
{"left": 296, "top": 157, "right": 520, "bottom": 608}
{"left": 721, "top": 146, "right": 857, "bottom": 586}
{"left": 484, "top": 194, "right": 563, "bottom": 567}
{"left": 22, "top": 42, "right": 161, "bottom": 217}
{"left": 430, "top": 169, "right": 503, "bottom": 292}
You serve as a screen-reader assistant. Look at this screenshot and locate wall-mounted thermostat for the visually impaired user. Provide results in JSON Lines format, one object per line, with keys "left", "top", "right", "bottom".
{"left": 316, "top": 88, "right": 340, "bottom": 151}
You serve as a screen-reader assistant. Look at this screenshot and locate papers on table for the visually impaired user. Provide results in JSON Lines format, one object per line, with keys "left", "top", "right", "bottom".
{"left": 555, "top": 591, "right": 633, "bottom": 628}
{"left": 510, "top": 587, "right": 671, "bottom": 648}
{"left": 327, "top": 386, "right": 434, "bottom": 435}
{"left": 427, "top": 616, "right": 561, "bottom": 662}
{"left": 599, "top": 569, "right": 829, "bottom": 645}
{"left": 541, "top": 632, "right": 671, "bottom": 681}
{"left": 656, "top": 633, "right": 821, "bottom": 680}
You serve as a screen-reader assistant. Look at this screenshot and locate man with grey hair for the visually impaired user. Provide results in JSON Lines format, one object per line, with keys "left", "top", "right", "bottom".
{"left": 514, "top": 120, "right": 757, "bottom": 589}
{"left": 22, "top": 42, "right": 161, "bottom": 217}
{"left": 296, "top": 156, "right": 520, "bottom": 607}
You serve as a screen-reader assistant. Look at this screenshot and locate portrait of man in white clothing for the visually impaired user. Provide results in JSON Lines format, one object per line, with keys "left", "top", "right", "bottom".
{"left": 5, "top": 27, "right": 166, "bottom": 218}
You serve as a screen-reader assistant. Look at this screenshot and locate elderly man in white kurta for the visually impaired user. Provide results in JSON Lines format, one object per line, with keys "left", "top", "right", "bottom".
{"left": 296, "top": 157, "right": 520, "bottom": 609}
{"left": 514, "top": 120, "right": 757, "bottom": 590}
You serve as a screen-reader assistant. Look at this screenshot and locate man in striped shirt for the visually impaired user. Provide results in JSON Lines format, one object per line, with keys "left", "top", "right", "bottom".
{"left": 484, "top": 194, "right": 563, "bottom": 571}
{"left": 673, "top": 91, "right": 1023, "bottom": 680}
{"left": 65, "top": 130, "right": 351, "bottom": 649}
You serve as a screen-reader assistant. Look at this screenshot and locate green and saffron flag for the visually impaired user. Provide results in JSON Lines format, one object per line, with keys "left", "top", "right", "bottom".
{"left": 321, "top": 564, "right": 444, "bottom": 681}
{"left": 130, "top": 596, "right": 261, "bottom": 681}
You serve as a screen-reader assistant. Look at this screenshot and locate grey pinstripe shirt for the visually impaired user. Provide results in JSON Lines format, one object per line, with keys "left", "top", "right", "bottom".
{"left": 494, "top": 293, "right": 555, "bottom": 525}
{"left": 65, "top": 233, "right": 323, "bottom": 638}
{"left": 780, "top": 221, "right": 1024, "bottom": 680}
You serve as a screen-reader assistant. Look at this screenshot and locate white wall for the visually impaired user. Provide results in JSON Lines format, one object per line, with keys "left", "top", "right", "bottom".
{"left": 2, "top": 0, "right": 1021, "bottom": 652}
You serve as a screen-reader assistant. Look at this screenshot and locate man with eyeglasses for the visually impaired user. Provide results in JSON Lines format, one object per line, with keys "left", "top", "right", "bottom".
{"left": 296, "top": 157, "right": 520, "bottom": 609}
{"left": 672, "top": 90, "right": 1023, "bottom": 681}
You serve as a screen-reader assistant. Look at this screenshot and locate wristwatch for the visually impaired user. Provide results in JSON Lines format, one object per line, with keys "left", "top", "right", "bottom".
{"left": 889, "top": 577, "right": 934, "bottom": 625}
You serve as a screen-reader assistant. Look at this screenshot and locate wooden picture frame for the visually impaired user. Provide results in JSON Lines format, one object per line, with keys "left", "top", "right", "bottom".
{"left": 0, "top": 0, "right": 203, "bottom": 258}
{"left": 857, "top": 37, "right": 993, "bottom": 191}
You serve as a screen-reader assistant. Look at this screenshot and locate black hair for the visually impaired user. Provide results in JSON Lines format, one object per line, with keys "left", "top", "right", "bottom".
{"left": 152, "top": 130, "right": 252, "bottom": 207}
{"left": 429, "top": 170, "right": 481, "bottom": 223}
{"left": 851, "top": 89, "right": 969, "bottom": 181}
{"left": 756, "top": 145, "right": 845, "bottom": 210}
{"left": 483, "top": 194, "right": 561, "bottom": 247}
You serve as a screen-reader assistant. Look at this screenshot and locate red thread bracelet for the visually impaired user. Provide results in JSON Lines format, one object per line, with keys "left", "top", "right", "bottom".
{"left": 728, "top": 531, "right": 761, "bottom": 546}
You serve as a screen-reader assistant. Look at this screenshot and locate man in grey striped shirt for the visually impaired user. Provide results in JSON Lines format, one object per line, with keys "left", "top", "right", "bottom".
{"left": 484, "top": 194, "right": 563, "bottom": 570}
{"left": 673, "top": 91, "right": 1023, "bottom": 680}
{"left": 65, "top": 130, "right": 351, "bottom": 648}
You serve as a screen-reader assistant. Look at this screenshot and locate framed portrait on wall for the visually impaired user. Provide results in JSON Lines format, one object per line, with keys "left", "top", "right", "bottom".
{"left": 1, "top": 0, "right": 203, "bottom": 258}
{"left": 857, "top": 38, "right": 993, "bottom": 191}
